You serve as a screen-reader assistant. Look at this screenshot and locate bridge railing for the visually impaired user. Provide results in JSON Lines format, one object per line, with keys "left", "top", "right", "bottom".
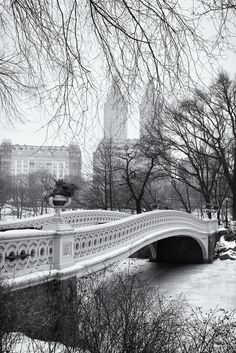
{"left": 0, "top": 229, "right": 55, "bottom": 279}
{"left": 0, "top": 209, "right": 129, "bottom": 231}
{"left": 0, "top": 210, "right": 218, "bottom": 281}
{"left": 73, "top": 210, "right": 218, "bottom": 260}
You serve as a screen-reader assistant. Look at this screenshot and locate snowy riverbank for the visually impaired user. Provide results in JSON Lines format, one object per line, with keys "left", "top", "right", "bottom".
{"left": 216, "top": 237, "right": 236, "bottom": 260}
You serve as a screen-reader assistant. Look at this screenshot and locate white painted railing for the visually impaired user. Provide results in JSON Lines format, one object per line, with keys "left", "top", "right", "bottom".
{"left": 0, "top": 209, "right": 129, "bottom": 231}
{"left": 73, "top": 210, "right": 218, "bottom": 260}
{"left": 0, "top": 210, "right": 218, "bottom": 283}
{"left": 0, "top": 229, "right": 55, "bottom": 278}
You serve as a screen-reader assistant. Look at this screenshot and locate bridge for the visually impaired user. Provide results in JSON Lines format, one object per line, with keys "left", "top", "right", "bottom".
{"left": 0, "top": 209, "right": 219, "bottom": 289}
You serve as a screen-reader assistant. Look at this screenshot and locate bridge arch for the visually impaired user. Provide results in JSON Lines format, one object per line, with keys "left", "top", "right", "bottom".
{"left": 123, "top": 228, "right": 208, "bottom": 263}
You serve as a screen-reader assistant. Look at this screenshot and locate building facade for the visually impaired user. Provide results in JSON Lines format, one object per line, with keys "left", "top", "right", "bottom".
{"left": 139, "top": 81, "right": 162, "bottom": 138}
{"left": 0, "top": 140, "right": 81, "bottom": 180}
{"left": 104, "top": 78, "right": 128, "bottom": 141}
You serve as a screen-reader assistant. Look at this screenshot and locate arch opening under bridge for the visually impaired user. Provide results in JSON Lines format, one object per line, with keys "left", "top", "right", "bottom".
{"left": 143, "top": 235, "right": 205, "bottom": 264}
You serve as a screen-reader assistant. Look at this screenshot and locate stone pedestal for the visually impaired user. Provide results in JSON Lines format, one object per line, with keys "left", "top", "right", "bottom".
{"left": 43, "top": 212, "right": 72, "bottom": 232}
{"left": 43, "top": 195, "right": 75, "bottom": 269}
{"left": 53, "top": 231, "right": 75, "bottom": 270}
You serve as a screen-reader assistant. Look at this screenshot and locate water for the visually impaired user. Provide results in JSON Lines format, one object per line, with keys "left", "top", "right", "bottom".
{"left": 116, "top": 258, "right": 236, "bottom": 312}
{"left": 12, "top": 258, "right": 236, "bottom": 351}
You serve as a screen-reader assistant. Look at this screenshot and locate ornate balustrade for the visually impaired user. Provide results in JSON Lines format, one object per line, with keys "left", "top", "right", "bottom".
{"left": 73, "top": 210, "right": 218, "bottom": 259}
{"left": 0, "top": 229, "right": 55, "bottom": 278}
{"left": 0, "top": 210, "right": 218, "bottom": 284}
{"left": 0, "top": 209, "right": 129, "bottom": 231}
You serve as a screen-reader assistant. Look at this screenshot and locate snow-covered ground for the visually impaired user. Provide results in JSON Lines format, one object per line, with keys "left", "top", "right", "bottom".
{"left": 0, "top": 205, "right": 54, "bottom": 222}
{"left": 5, "top": 334, "right": 66, "bottom": 353}
{"left": 216, "top": 236, "right": 236, "bottom": 260}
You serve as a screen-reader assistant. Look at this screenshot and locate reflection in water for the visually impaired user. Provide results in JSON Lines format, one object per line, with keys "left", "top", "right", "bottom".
{"left": 123, "top": 258, "right": 236, "bottom": 312}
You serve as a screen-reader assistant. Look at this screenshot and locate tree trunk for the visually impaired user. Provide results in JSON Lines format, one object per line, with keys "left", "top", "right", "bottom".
{"left": 231, "top": 146, "right": 236, "bottom": 220}
{"left": 109, "top": 180, "right": 113, "bottom": 210}
{"left": 40, "top": 199, "right": 44, "bottom": 215}
{"left": 136, "top": 200, "right": 142, "bottom": 214}
{"left": 0, "top": 335, "right": 3, "bottom": 353}
{"left": 104, "top": 168, "right": 108, "bottom": 210}
{"left": 205, "top": 198, "right": 212, "bottom": 219}
{"left": 232, "top": 190, "right": 236, "bottom": 221}
{"left": 16, "top": 197, "right": 20, "bottom": 219}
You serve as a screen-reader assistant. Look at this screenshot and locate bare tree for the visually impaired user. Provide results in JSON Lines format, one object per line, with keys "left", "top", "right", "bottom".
{"left": 26, "top": 170, "right": 51, "bottom": 215}
{"left": 118, "top": 140, "right": 163, "bottom": 214}
{"left": 10, "top": 175, "right": 28, "bottom": 219}
{"left": 1, "top": 271, "right": 236, "bottom": 352}
{"left": 198, "top": 0, "right": 236, "bottom": 49}
{"left": 72, "top": 272, "right": 236, "bottom": 353}
{"left": 75, "top": 272, "right": 185, "bottom": 353}
{"left": 0, "top": 280, "right": 19, "bottom": 353}
{"left": 91, "top": 138, "right": 122, "bottom": 210}
{"left": 0, "top": 0, "right": 223, "bottom": 132}
{"left": 160, "top": 72, "right": 236, "bottom": 219}
{"left": 147, "top": 84, "right": 230, "bottom": 218}
{"left": 169, "top": 178, "right": 202, "bottom": 214}
{"left": 139, "top": 177, "right": 174, "bottom": 211}
{"left": 0, "top": 175, "right": 12, "bottom": 220}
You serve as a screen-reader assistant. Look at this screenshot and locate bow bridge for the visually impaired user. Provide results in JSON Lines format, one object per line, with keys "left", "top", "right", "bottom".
{"left": 0, "top": 209, "right": 219, "bottom": 288}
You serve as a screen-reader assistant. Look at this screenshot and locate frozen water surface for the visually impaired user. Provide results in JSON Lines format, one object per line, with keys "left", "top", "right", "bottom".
{"left": 114, "top": 258, "right": 236, "bottom": 312}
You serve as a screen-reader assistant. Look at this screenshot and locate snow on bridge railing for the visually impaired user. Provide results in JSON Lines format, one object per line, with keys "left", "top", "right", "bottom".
{"left": 73, "top": 210, "right": 218, "bottom": 260}
{"left": 0, "top": 210, "right": 218, "bottom": 282}
{"left": 0, "top": 228, "right": 55, "bottom": 279}
{"left": 0, "top": 209, "right": 129, "bottom": 231}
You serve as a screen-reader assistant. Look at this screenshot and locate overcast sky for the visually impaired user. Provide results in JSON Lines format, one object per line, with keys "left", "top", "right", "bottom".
{"left": 1, "top": 5, "right": 236, "bottom": 173}
{"left": 2, "top": 52, "right": 235, "bottom": 155}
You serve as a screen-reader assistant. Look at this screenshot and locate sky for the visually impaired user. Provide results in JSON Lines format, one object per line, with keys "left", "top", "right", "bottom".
{"left": 2, "top": 50, "right": 236, "bottom": 171}
{"left": 1, "top": 3, "right": 236, "bottom": 173}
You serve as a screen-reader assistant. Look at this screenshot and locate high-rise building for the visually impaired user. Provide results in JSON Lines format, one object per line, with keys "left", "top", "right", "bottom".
{"left": 0, "top": 140, "right": 81, "bottom": 180}
{"left": 104, "top": 78, "right": 128, "bottom": 141}
{"left": 139, "top": 81, "right": 161, "bottom": 138}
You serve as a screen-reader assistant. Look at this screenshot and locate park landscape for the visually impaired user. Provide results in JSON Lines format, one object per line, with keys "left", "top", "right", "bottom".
{"left": 0, "top": 1, "right": 236, "bottom": 352}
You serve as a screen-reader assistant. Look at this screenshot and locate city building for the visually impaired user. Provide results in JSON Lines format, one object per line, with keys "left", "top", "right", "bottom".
{"left": 139, "top": 80, "right": 162, "bottom": 138}
{"left": 93, "top": 79, "right": 166, "bottom": 198}
{"left": 93, "top": 77, "right": 130, "bottom": 187}
{"left": 103, "top": 78, "right": 128, "bottom": 141}
{"left": 0, "top": 140, "right": 81, "bottom": 180}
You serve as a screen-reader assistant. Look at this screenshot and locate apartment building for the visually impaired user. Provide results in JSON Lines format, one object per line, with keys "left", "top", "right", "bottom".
{"left": 0, "top": 140, "right": 81, "bottom": 180}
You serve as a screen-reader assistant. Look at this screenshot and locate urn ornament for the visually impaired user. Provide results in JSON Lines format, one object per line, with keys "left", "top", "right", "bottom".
{"left": 44, "top": 178, "right": 78, "bottom": 231}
